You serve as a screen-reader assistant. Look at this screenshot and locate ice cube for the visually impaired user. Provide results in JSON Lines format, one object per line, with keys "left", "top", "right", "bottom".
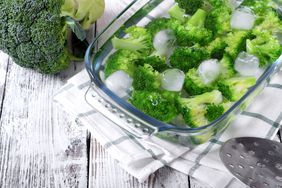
{"left": 153, "top": 29, "right": 176, "bottom": 57}
{"left": 230, "top": 7, "right": 256, "bottom": 30}
{"left": 235, "top": 52, "right": 261, "bottom": 77}
{"left": 161, "top": 69, "right": 185, "bottom": 92}
{"left": 105, "top": 70, "right": 133, "bottom": 99}
{"left": 198, "top": 59, "right": 221, "bottom": 85}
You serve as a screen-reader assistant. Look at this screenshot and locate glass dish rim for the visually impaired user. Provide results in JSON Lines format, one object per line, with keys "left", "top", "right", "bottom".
{"left": 84, "top": 0, "right": 282, "bottom": 133}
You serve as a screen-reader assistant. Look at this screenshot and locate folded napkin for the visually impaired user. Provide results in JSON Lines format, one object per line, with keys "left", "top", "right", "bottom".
{"left": 54, "top": 68, "right": 282, "bottom": 187}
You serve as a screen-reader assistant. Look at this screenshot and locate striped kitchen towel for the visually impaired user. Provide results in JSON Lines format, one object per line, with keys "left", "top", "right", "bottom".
{"left": 54, "top": 68, "right": 282, "bottom": 187}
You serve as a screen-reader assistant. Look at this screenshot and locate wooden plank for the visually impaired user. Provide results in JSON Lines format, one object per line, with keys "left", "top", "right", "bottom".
{"left": 0, "top": 57, "right": 88, "bottom": 187}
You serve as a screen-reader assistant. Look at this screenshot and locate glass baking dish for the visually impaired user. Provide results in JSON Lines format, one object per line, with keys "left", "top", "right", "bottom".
{"left": 84, "top": 0, "right": 282, "bottom": 146}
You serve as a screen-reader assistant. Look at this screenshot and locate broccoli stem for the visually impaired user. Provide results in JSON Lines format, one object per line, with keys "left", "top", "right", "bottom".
{"left": 187, "top": 9, "right": 207, "bottom": 28}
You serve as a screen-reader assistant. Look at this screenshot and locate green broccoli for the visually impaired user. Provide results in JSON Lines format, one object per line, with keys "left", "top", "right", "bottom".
{"left": 145, "top": 17, "right": 182, "bottom": 36}
{"left": 104, "top": 50, "right": 139, "bottom": 78}
{"left": 206, "top": 38, "right": 227, "bottom": 59}
{"left": 178, "top": 90, "right": 223, "bottom": 127}
{"left": 205, "top": 5, "right": 232, "bottom": 36}
{"left": 132, "top": 64, "right": 161, "bottom": 91}
{"left": 175, "top": 0, "right": 222, "bottom": 15}
{"left": 225, "top": 31, "right": 251, "bottom": 60}
{"left": 170, "top": 46, "right": 210, "bottom": 72}
{"left": 218, "top": 77, "right": 257, "bottom": 101}
{"left": 111, "top": 26, "right": 153, "bottom": 55}
{"left": 241, "top": 0, "right": 271, "bottom": 16}
{"left": 254, "top": 11, "right": 282, "bottom": 34}
{"left": 168, "top": 3, "right": 186, "bottom": 22}
{"left": 184, "top": 68, "right": 216, "bottom": 95}
{"left": 246, "top": 31, "right": 281, "bottom": 67}
{"left": 130, "top": 90, "right": 179, "bottom": 122}
{"left": 205, "top": 102, "right": 233, "bottom": 122}
{"left": 135, "top": 55, "right": 168, "bottom": 72}
{"left": 219, "top": 54, "right": 236, "bottom": 79}
{"left": 0, "top": 0, "right": 104, "bottom": 74}
{"left": 175, "top": 9, "right": 212, "bottom": 46}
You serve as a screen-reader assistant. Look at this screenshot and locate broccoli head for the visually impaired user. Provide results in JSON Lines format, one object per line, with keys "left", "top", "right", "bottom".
{"left": 218, "top": 77, "right": 257, "bottom": 101}
{"left": 184, "top": 68, "right": 216, "bottom": 96}
{"left": 206, "top": 38, "right": 228, "bottom": 59}
{"left": 104, "top": 50, "right": 139, "bottom": 78}
{"left": 205, "top": 102, "right": 233, "bottom": 122}
{"left": 241, "top": 0, "right": 271, "bottom": 16}
{"left": 178, "top": 90, "right": 223, "bottom": 127}
{"left": 219, "top": 54, "right": 236, "bottom": 79}
{"left": 255, "top": 11, "right": 282, "bottom": 34}
{"left": 246, "top": 31, "right": 281, "bottom": 67}
{"left": 130, "top": 91, "right": 179, "bottom": 122}
{"left": 175, "top": 9, "right": 212, "bottom": 46}
{"left": 205, "top": 5, "right": 232, "bottom": 36}
{"left": 225, "top": 31, "right": 251, "bottom": 60}
{"left": 175, "top": 0, "right": 222, "bottom": 15}
{"left": 132, "top": 64, "right": 161, "bottom": 91}
{"left": 170, "top": 46, "right": 210, "bottom": 72}
{"left": 145, "top": 17, "right": 182, "bottom": 36}
{"left": 135, "top": 55, "right": 168, "bottom": 72}
{"left": 0, "top": 0, "right": 104, "bottom": 74}
{"left": 111, "top": 26, "right": 153, "bottom": 55}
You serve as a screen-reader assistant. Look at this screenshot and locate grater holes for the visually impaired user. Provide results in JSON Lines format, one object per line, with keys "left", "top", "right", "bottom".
{"left": 239, "top": 155, "right": 245, "bottom": 159}
{"left": 249, "top": 150, "right": 255, "bottom": 155}
{"left": 229, "top": 164, "right": 234, "bottom": 168}
{"left": 226, "top": 153, "right": 232, "bottom": 157}
{"left": 238, "top": 164, "right": 244, "bottom": 169}
{"left": 263, "top": 182, "right": 269, "bottom": 186}
{"left": 256, "top": 162, "right": 266, "bottom": 168}
{"left": 249, "top": 165, "right": 255, "bottom": 169}
{"left": 248, "top": 177, "right": 254, "bottom": 182}
{"left": 275, "top": 163, "right": 282, "bottom": 170}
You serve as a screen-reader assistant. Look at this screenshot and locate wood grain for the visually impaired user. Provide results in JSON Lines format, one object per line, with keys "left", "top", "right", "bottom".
{"left": 0, "top": 55, "right": 88, "bottom": 188}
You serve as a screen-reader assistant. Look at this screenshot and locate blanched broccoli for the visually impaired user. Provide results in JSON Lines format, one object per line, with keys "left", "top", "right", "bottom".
{"left": 175, "top": 0, "right": 222, "bottom": 15}
{"left": 168, "top": 3, "right": 186, "bottom": 22}
{"left": 135, "top": 55, "right": 168, "bottom": 72}
{"left": 205, "top": 102, "right": 233, "bottom": 122}
{"left": 111, "top": 26, "right": 153, "bottom": 55}
{"left": 218, "top": 77, "right": 257, "bottom": 101}
{"left": 104, "top": 50, "right": 139, "bottom": 78}
{"left": 0, "top": 0, "right": 104, "bottom": 74}
{"left": 206, "top": 38, "right": 227, "bottom": 59}
{"left": 255, "top": 11, "right": 282, "bottom": 34}
{"left": 132, "top": 64, "right": 161, "bottom": 91}
{"left": 130, "top": 91, "right": 179, "bottom": 122}
{"left": 247, "top": 31, "right": 281, "bottom": 67}
{"left": 178, "top": 90, "right": 223, "bottom": 127}
{"left": 241, "top": 0, "right": 271, "bottom": 16}
{"left": 225, "top": 31, "right": 251, "bottom": 60}
{"left": 145, "top": 18, "right": 182, "bottom": 36}
{"left": 175, "top": 9, "right": 212, "bottom": 46}
{"left": 219, "top": 54, "right": 236, "bottom": 79}
{"left": 170, "top": 46, "right": 210, "bottom": 72}
{"left": 205, "top": 5, "right": 232, "bottom": 36}
{"left": 184, "top": 68, "right": 215, "bottom": 95}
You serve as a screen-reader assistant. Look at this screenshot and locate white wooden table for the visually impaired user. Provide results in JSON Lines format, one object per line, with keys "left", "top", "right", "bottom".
{"left": 0, "top": 1, "right": 281, "bottom": 188}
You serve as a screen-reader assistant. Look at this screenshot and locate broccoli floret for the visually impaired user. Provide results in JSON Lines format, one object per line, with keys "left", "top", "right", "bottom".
{"left": 205, "top": 5, "right": 232, "bottom": 36}
{"left": 184, "top": 68, "right": 216, "bottom": 95}
{"left": 132, "top": 64, "right": 161, "bottom": 91}
{"left": 111, "top": 26, "right": 153, "bottom": 55}
{"left": 255, "top": 11, "right": 282, "bottom": 34}
{"left": 225, "top": 31, "right": 251, "bottom": 60}
{"left": 175, "top": 0, "right": 222, "bottom": 15}
{"left": 0, "top": 0, "right": 104, "bottom": 74}
{"left": 135, "top": 55, "right": 168, "bottom": 72}
{"left": 168, "top": 3, "right": 186, "bottom": 22}
{"left": 170, "top": 46, "right": 210, "bottom": 72}
{"left": 241, "top": 0, "right": 271, "bottom": 16}
{"left": 218, "top": 77, "right": 257, "bottom": 101}
{"left": 219, "top": 54, "right": 236, "bottom": 79}
{"left": 206, "top": 38, "right": 227, "bottom": 59}
{"left": 175, "top": 9, "right": 212, "bottom": 46}
{"left": 178, "top": 90, "right": 223, "bottom": 127}
{"left": 205, "top": 102, "right": 233, "bottom": 122}
{"left": 145, "top": 17, "right": 182, "bottom": 36}
{"left": 130, "top": 91, "right": 179, "bottom": 122}
{"left": 246, "top": 31, "right": 281, "bottom": 67}
{"left": 104, "top": 50, "right": 139, "bottom": 78}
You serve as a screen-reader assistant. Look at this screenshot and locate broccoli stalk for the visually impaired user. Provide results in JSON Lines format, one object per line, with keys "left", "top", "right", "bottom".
{"left": 178, "top": 90, "right": 223, "bottom": 127}
{"left": 130, "top": 91, "right": 179, "bottom": 122}
{"left": 168, "top": 3, "right": 186, "bottom": 22}
{"left": 111, "top": 26, "right": 153, "bottom": 55}
{"left": 0, "top": 0, "right": 105, "bottom": 74}
{"left": 218, "top": 77, "right": 257, "bottom": 101}
{"left": 219, "top": 54, "right": 236, "bottom": 79}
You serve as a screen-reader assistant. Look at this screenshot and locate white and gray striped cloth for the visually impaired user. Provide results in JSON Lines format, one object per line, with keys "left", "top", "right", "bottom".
{"left": 54, "top": 69, "right": 282, "bottom": 188}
